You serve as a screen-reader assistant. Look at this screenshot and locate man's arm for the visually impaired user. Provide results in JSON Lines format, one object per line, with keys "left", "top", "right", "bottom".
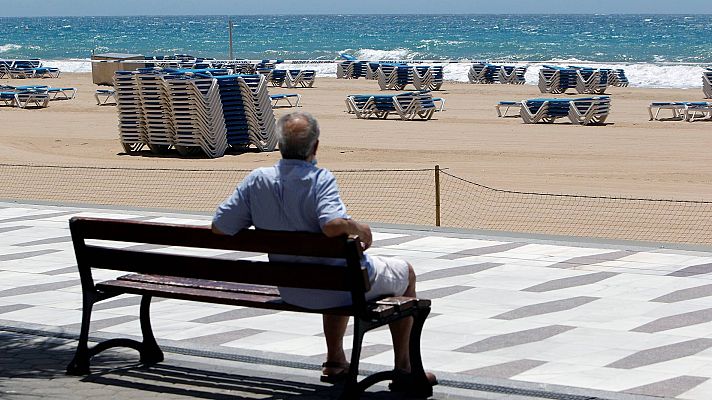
{"left": 211, "top": 223, "right": 228, "bottom": 235}
{"left": 322, "top": 218, "right": 372, "bottom": 250}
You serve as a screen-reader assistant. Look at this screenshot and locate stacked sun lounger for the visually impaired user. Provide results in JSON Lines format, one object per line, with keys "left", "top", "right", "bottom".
{"left": 0, "top": 84, "right": 61, "bottom": 109}
{"left": 0, "top": 60, "right": 60, "bottom": 79}
{"left": 703, "top": 69, "right": 712, "bottom": 99}
{"left": 374, "top": 64, "right": 444, "bottom": 91}
{"left": 265, "top": 69, "right": 316, "bottom": 88}
{"left": 468, "top": 63, "right": 527, "bottom": 84}
{"left": 114, "top": 68, "right": 277, "bottom": 157}
{"left": 345, "top": 90, "right": 444, "bottom": 120}
{"left": 336, "top": 60, "right": 368, "bottom": 79}
{"left": 163, "top": 73, "right": 228, "bottom": 157}
{"left": 516, "top": 96, "right": 610, "bottom": 125}
{"left": 648, "top": 101, "right": 712, "bottom": 122}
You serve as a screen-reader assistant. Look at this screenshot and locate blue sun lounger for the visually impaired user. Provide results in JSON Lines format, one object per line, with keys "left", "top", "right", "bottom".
{"left": 649, "top": 101, "right": 712, "bottom": 122}
{"left": 270, "top": 93, "right": 301, "bottom": 108}
{"left": 346, "top": 91, "right": 441, "bottom": 120}
{"left": 519, "top": 96, "right": 610, "bottom": 125}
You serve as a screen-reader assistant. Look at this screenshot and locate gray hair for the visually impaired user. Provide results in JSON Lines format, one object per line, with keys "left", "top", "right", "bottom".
{"left": 277, "top": 111, "right": 320, "bottom": 160}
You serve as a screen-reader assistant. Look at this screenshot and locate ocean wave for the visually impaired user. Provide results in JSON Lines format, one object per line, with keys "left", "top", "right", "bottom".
{"left": 0, "top": 44, "right": 22, "bottom": 53}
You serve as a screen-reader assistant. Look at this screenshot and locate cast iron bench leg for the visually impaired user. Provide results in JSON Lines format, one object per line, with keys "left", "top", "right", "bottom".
{"left": 66, "top": 294, "right": 95, "bottom": 375}
{"left": 139, "top": 295, "right": 164, "bottom": 365}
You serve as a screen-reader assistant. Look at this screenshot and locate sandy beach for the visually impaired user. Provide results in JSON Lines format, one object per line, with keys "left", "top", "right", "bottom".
{"left": 2, "top": 72, "right": 711, "bottom": 202}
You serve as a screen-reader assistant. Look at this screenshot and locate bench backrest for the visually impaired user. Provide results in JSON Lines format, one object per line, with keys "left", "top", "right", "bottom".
{"left": 69, "top": 217, "right": 370, "bottom": 310}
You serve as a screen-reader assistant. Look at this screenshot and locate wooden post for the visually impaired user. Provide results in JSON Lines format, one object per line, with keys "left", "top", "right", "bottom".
{"left": 435, "top": 165, "right": 441, "bottom": 227}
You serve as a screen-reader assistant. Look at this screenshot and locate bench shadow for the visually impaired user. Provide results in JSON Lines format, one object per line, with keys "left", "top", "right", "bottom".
{"left": 0, "top": 332, "right": 407, "bottom": 399}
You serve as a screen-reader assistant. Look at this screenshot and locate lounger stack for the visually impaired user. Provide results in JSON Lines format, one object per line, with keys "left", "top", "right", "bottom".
{"left": 607, "top": 69, "right": 629, "bottom": 87}
{"left": 704, "top": 69, "right": 712, "bottom": 99}
{"left": 266, "top": 69, "right": 317, "bottom": 88}
{"left": 114, "top": 69, "right": 277, "bottom": 157}
{"left": 517, "top": 96, "right": 611, "bottom": 125}
{"left": 376, "top": 64, "right": 444, "bottom": 91}
{"left": 163, "top": 73, "right": 229, "bottom": 157}
{"left": 215, "top": 74, "right": 278, "bottom": 151}
{"left": 0, "top": 59, "right": 60, "bottom": 79}
{"left": 538, "top": 66, "right": 580, "bottom": 94}
{"left": 114, "top": 71, "right": 147, "bottom": 153}
{"left": 0, "top": 84, "right": 72, "bottom": 108}
{"left": 468, "top": 63, "right": 527, "bottom": 84}
{"left": 539, "top": 65, "right": 626, "bottom": 94}
{"left": 649, "top": 101, "right": 712, "bottom": 122}
{"left": 136, "top": 68, "right": 175, "bottom": 153}
{"left": 336, "top": 60, "right": 368, "bottom": 79}
{"left": 345, "top": 90, "right": 443, "bottom": 120}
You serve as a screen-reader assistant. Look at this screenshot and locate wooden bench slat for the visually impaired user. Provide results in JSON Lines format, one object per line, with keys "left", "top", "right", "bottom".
{"left": 118, "top": 274, "right": 280, "bottom": 296}
{"left": 71, "top": 217, "right": 355, "bottom": 257}
{"left": 83, "top": 245, "right": 370, "bottom": 291}
{"left": 96, "top": 279, "right": 401, "bottom": 319}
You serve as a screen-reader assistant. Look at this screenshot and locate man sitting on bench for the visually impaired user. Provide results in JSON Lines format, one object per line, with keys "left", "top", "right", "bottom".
{"left": 212, "top": 111, "right": 436, "bottom": 389}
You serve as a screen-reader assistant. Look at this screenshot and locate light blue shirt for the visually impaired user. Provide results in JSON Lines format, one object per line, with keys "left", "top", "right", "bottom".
{"left": 212, "top": 159, "right": 374, "bottom": 309}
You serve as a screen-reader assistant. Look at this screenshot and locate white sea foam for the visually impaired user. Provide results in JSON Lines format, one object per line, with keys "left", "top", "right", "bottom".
{"left": 27, "top": 56, "right": 710, "bottom": 89}
{"left": 0, "top": 44, "right": 23, "bottom": 53}
{"left": 42, "top": 59, "right": 93, "bottom": 73}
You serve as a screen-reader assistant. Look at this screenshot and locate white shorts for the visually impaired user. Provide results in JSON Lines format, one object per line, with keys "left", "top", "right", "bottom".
{"left": 365, "top": 255, "right": 410, "bottom": 300}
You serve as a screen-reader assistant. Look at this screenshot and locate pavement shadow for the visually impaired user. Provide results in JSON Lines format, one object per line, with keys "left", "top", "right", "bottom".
{"left": 0, "top": 331, "right": 407, "bottom": 399}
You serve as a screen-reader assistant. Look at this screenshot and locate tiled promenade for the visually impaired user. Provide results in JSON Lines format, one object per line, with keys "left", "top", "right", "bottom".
{"left": 2, "top": 201, "right": 712, "bottom": 399}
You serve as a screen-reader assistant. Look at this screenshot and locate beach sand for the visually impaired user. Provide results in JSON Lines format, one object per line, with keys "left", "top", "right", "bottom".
{"left": 1, "top": 72, "right": 711, "bottom": 202}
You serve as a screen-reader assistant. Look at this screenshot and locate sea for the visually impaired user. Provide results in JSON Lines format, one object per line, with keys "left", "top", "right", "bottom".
{"left": 1, "top": 14, "right": 711, "bottom": 88}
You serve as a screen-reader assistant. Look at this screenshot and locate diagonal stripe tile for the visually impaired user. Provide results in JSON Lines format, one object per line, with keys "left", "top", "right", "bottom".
{"left": 624, "top": 375, "right": 708, "bottom": 397}
{"left": 454, "top": 325, "right": 575, "bottom": 354}
{"left": 13, "top": 236, "right": 72, "bottom": 247}
{"left": 308, "top": 344, "right": 393, "bottom": 364}
{"left": 437, "top": 243, "right": 526, "bottom": 260}
{"left": 606, "top": 338, "right": 712, "bottom": 369}
{"left": 0, "top": 225, "right": 31, "bottom": 234}
{"left": 632, "top": 308, "right": 712, "bottom": 333}
{"left": 547, "top": 250, "right": 634, "bottom": 269}
{"left": 418, "top": 263, "right": 501, "bottom": 282}
{"left": 183, "top": 328, "right": 265, "bottom": 346}
{"left": 92, "top": 296, "right": 168, "bottom": 311}
{"left": 523, "top": 272, "right": 617, "bottom": 293}
{"left": 190, "top": 308, "right": 280, "bottom": 323}
{"left": 372, "top": 235, "right": 423, "bottom": 247}
{"left": 0, "top": 249, "right": 62, "bottom": 261}
{"left": 0, "top": 279, "right": 79, "bottom": 297}
{"left": 461, "top": 359, "right": 547, "bottom": 378}
{"left": 492, "top": 296, "right": 599, "bottom": 320}
{"left": 0, "top": 211, "right": 76, "bottom": 224}
{"left": 43, "top": 266, "right": 79, "bottom": 276}
{"left": 417, "top": 285, "right": 473, "bottom": 299}
{"left": 668, "top": 263, "right": 712, "bottom": 278}
{"left": 62, "top": 315, "right": 138, "bottom": 332}
{"left": 651, "top": 284, "right": 712, "bottom": 303}
{"left": 0, "top": 304, "right": 34, "bottom": 315}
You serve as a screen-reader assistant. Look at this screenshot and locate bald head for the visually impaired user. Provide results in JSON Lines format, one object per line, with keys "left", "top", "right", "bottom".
{"left": 277, "top": 111, "right": 320, "bottom": 160}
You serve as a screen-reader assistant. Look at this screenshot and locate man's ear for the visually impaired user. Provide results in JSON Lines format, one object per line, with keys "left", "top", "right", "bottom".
{"left": 312, "top": 139, "right": 319, "bottom": 156}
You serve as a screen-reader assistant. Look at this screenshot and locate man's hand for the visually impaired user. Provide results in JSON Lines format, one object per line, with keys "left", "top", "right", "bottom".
{"left": 354, "top": 221, "right": 372, "bottom": 251}
{"left": 323, "top": 218, "right": 372, "bottom": 251}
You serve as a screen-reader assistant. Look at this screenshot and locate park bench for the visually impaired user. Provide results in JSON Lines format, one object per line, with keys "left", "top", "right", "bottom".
{"left": 65, "top": 217, "right": 434, "bottom": 399}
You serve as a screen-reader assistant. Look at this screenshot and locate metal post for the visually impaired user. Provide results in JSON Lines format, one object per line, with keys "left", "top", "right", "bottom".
{"left": 435, "top": 165, "right": 441, "bottom": 227}
{"left": 228, "top": 18, "right": 234, "bottom": 60}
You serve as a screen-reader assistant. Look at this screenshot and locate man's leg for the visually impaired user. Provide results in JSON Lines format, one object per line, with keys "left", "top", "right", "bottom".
{"left": 322, "top": 314, "right": 350, "bottom": 375}
{"left": 389, "top": 263, "right": 416, "bottom": 372}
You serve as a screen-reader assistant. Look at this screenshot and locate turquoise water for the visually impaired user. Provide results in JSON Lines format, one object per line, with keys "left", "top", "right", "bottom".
{"left": 2, "top": 14, "right": 711, "bottom": 63}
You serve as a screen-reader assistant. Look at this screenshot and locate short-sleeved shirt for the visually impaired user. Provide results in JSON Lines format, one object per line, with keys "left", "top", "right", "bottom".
{"left": 212, "top": 158, "right": 375, "bottom": 309}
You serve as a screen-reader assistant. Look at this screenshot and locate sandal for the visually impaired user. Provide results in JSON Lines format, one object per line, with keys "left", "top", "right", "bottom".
{"left": 320, "top": 361, "right": 350, "bottom": 384}
{"left": 389, "top": 369, "right": 438, "bottom": 394}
